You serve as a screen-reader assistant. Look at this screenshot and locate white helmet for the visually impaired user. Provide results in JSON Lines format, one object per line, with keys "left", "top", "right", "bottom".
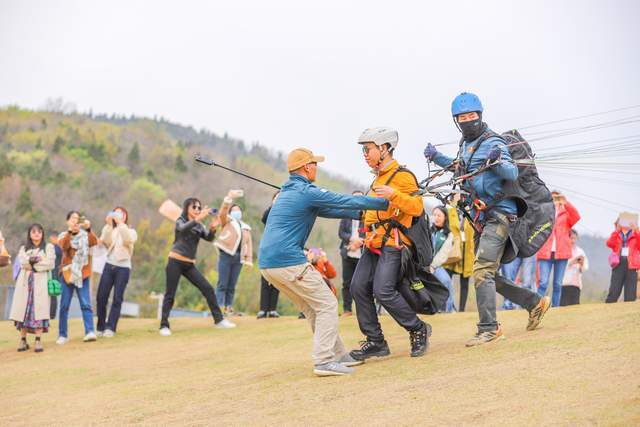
{"left": 358, "top": 127, "right": 398, "bottom": 151}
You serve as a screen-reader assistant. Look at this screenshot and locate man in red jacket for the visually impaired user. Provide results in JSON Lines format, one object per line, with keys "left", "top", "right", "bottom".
{"left": 605, "top": 217, "right": 639, "bottom": 303}
{"left": 536, "top": 192, "right": 581, "bottom": 307}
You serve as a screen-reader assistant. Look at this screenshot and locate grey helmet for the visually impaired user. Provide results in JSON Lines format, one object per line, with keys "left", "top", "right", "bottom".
{"left": 357, "top": 127, "right": 398, "bottom": 151}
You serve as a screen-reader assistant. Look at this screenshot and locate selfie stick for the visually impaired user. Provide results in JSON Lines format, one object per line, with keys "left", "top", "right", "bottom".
{"left": 194, "top": 154, "right": 281, "bottom": 190}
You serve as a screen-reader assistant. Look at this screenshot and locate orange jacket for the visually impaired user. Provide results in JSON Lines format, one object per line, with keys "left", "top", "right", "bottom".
{"left": 363, "top": 160, "right": 424, "bottom": 249}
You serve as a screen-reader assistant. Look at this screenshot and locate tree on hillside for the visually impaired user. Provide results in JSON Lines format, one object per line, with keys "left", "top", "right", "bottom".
{"left": 0, "top": 153, "right": 14, "bottom": 180}
{"left": 128, "top": 142, "right": 141, "bottom": 167}
{"left": 52, "top": 136, "right": 65, "bottom": 153}
{"left": 16, "top": 185, "right": 33, "bottom": 215}
{"left": 175, "top": 153, "right": 187, "bottom": 173}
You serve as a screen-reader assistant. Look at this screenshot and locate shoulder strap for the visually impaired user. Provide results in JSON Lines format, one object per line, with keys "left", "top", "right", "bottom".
{"left": 464, "top": 130, "right": 504, "bottom": 174}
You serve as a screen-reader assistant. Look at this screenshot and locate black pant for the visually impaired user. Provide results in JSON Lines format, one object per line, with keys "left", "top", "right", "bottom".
{"left": 351, "top": 247, "right": 422, "bottom": 342}
{"left": 161, "top": 258, "right": 224, "bottom": 328}
{"left": 96, "top": 263, "right": 131, "bottom": 332}
{"left": 50, "top": 295, "right": 58, "bottom": 319}
{"left": 560, "top": 286, "right": 581, "bottom": 306}
{"left": 446, "top": 269, "right": 470, "bottom": 312}
{"left": 259, "top": 276, "right": 280, "bottom": 312}
{"left": 341, "top": 256, "right": 359, "bottom": 312}
{"left": 606, "top": 257, "right": 638, "bottom": 303}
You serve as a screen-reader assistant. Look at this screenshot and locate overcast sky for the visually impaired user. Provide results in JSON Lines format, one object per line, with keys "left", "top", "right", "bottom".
{"left": 1, "top": 0, "right": 639, "bottom": 236}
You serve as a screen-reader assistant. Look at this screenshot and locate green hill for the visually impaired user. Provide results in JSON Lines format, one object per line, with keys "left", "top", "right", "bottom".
{"left": 0, "top": 302, "right": 638, "bottom": 425}
{"left": 0, "top": 107, "right": 362, "bottom": 314}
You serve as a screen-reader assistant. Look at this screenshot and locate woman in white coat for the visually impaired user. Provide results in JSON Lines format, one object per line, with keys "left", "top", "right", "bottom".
{"left": 10, "top": 224, "right": 55, "bottom": 352}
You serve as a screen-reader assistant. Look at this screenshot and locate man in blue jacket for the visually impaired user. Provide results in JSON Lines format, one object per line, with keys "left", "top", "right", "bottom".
{"left": 424, "top": 92, "right": 550, "bottom": 347}
{"left": 260, "top": 148, "right": 389, "bottom": 376}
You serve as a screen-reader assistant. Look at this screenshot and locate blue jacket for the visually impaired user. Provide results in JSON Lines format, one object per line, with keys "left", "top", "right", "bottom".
{"left": 259, "top": 174, "right": 389, "bottom": 269}
{"left": 433, "top": 127, "right": 519, "bottom": 216}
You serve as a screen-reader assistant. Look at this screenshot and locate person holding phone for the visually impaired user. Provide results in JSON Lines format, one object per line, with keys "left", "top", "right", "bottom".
{"left": 57, "top": 211, "right": 99, "bottom": 344}
{"left": 9, "top": 224, "right": 55, "bottom": 353}
{"left": 214, "top": 190, "right": 253, "bottom": 315}
{"left": 560, "top": 230, "right": 589, "bottom": 306}
{"left": 160, "top": 197, "right": 235, "bottom": 336}
{"left": 605, "top": 215, "right": 639, "bottom": 303}
{"left": 536, "top": 191, "right": 581, "bottom": 307}
{"left": 96, "top": 207, "right": 138, "bottom": 337}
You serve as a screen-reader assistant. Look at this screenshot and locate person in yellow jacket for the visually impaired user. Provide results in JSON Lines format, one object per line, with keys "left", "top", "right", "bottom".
{"left": 349, "top": 127, "right": 431, "bottom": 361}
{"left": 443, "top": 200, "right": 475, "bottom": 312}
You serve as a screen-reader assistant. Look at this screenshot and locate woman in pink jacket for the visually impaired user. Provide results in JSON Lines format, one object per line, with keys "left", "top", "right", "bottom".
{"left": 536, "top": 192, "right": 581, "bottom": 307}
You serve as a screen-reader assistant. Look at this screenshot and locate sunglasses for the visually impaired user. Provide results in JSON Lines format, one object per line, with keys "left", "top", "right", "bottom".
{"left": 361, "top": 145, "right": 378, "bottom": 154}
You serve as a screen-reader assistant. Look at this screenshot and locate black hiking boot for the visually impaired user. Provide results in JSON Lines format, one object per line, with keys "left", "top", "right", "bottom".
{"left": 409, "top": 322, "right": 432, "bottom": 357}
{"left": 349, "top": 339, "right": 391, "bottom": 361}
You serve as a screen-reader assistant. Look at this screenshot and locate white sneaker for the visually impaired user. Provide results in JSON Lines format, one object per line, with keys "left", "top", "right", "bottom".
{"left": 56, "top": 336, "right": 68, "bottom": 345}
{"left": 103, "top": 329, "right": 115, "bottom": 338}
{"left": 159, "top": 327, "right": 172, "bottom": 337}
{"left": 96, "top": 331, "right": 104, "bottom": 338}
{"left": 83, "top": 332, "right": 97, "bottom": 342}
{"left": 215, "top": 319, "right": 236, "bottom": 329}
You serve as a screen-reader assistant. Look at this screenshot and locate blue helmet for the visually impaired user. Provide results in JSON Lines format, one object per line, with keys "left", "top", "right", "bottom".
{"left": 451, "top": 92, "right": 483, "bottom": 116}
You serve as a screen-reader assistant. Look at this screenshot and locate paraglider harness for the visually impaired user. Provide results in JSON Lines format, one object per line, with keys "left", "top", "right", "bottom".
{"left": 366, "top": 167, "right": 449, "bottom": 315}
{"left": 422, "top": 129, "right": 555, "bottom": 263}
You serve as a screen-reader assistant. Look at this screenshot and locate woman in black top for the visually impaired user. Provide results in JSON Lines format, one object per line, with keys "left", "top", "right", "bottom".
{"left": 257, "top": 191, "right": 280, "bottom": 319}
{"left": 159, "top": 197, "right": 235, "bottom": 336}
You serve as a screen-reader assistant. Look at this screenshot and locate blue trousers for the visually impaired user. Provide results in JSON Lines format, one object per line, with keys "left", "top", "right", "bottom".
{"left": 501, "top": 255, "right": 537, "bottom": 309}
{"left": 538, "top": 254, "right": 568, "bottom": 307}
{"left": 215, "top": 251, "right": 243, "bottom": 307}
{"left": 59, "top": 277, "right": 94, "bottom": 338}
{"left": 434, "top": 267, "right": 456, "bottom": 312}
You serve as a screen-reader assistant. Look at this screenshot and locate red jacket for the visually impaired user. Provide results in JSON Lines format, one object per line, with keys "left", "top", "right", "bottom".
{"left": 606, "top": 230, "right": 640, "bottom": 270}
{"left": 537, "top": 202, "right": 580, "bottom": 260}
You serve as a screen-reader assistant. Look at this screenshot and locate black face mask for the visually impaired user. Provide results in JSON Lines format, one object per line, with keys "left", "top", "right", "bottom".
{"left": 458, "top": 118, "right": 484, "bottom": 141}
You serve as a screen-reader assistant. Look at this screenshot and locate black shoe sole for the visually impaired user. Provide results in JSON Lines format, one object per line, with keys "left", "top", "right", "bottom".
{"left": 350, "top": 347, "right": 391, "bottom": 361}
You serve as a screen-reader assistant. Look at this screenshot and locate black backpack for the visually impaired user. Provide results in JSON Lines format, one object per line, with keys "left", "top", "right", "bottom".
{"left": 465, "top": 129, "right": 555, "bottom": 263}
{"left": 370, "top": 167, "right": 448, "bottom": 314}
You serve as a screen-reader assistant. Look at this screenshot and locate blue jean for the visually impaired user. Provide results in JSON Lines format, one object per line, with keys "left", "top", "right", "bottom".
{"left": 59, "top": 277, "right": 94, "bottom": 338}
{"left": 434, "top": 267, "right": 456, "bottom": 312}
{"left": 216, "top": 251, "right": 243, "bottom": 307}
{"left": 501, "top": 255, "right": 537, "bottom": 309}
{"left": 96, "top": 263, "right": 131, "bottom": 332}
{"left": 538, "top": 255, "right": 568, "bottom": 307}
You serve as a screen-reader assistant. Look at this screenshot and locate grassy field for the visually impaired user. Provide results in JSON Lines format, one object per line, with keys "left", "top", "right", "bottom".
{"left": 1, "top": 302, "right": 639, "bottom": 426}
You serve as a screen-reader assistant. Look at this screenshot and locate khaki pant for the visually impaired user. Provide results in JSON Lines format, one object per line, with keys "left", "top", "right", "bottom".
{"left": 261, "top": 263, "right": 346, "bottom": 366}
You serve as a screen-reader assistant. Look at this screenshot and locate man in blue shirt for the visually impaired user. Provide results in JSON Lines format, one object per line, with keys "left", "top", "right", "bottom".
{"left": 424, "top": 92, "right": 550, "bottom": 347}
{"left": 259, "top": 148, "right": 389, "bottom": 376}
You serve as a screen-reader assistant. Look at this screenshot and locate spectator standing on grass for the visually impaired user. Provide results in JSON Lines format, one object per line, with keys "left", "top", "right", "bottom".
{"left": 57, "top": 211, "right": 99, "bottom": 345}
{"left": 48, "top": 230, "right": 63, "bottom": 319}
{"left": 431, "top": 206, "right": 456, "bottom": 312}
{"left": 215, "top": 191, "right": 253, "bottom": 316}
{"left": 443, "top": 203, "right": 475, "bottom": 312}
{"left": 10, "top": 224, "right": 55, "bottom": 353}
{"left": 257, "top": 191, "right": 281, "bottom": 319}
{"left": 560, "top": 229, "right": 588, "bottom": 306}
{"left": 160, "top": 198, "right": 235, "bottom": 336}
{"left": 338, "top": 190, "right": 365, "bottom": 316}
{"left": 499, "top": 255, "right": 537, "bottom": 310}
{"left": 605, "top": 215, "right": 639, "bottom": 303}
{"left": 96, "top": 206, "right": 138, "bottom": 337}
{"left": 537, "top": 191, "right": 581, "bottom": 307}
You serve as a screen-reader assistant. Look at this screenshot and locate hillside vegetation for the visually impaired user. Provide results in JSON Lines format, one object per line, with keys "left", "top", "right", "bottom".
{"left": 0, "top": 107, "right": 361, "bottom": 314}
{"left": 0, "top": 302, "right": 638, "bottom": 425}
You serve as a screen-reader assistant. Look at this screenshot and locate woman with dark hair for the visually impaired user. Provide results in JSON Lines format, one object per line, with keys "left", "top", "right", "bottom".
{"left": 96, "top": 206, "right": 138, "bottom": 337}
{"left": 160, "top": 197, "right": 235, "bottom": 336}
{"left": 257, "top": 191, "right": 280, "bottom": 318}
{"left": 9, "top": 224, "right": 55, "bottom": 352}
{"left": 57, "top": 211, "right": 99, "bottom": 345}
{"left": 214, "top": 191, "right": 253, "bottom": 315}
{"left": 431, "top": 206, "right": 456, "bottom": 312}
